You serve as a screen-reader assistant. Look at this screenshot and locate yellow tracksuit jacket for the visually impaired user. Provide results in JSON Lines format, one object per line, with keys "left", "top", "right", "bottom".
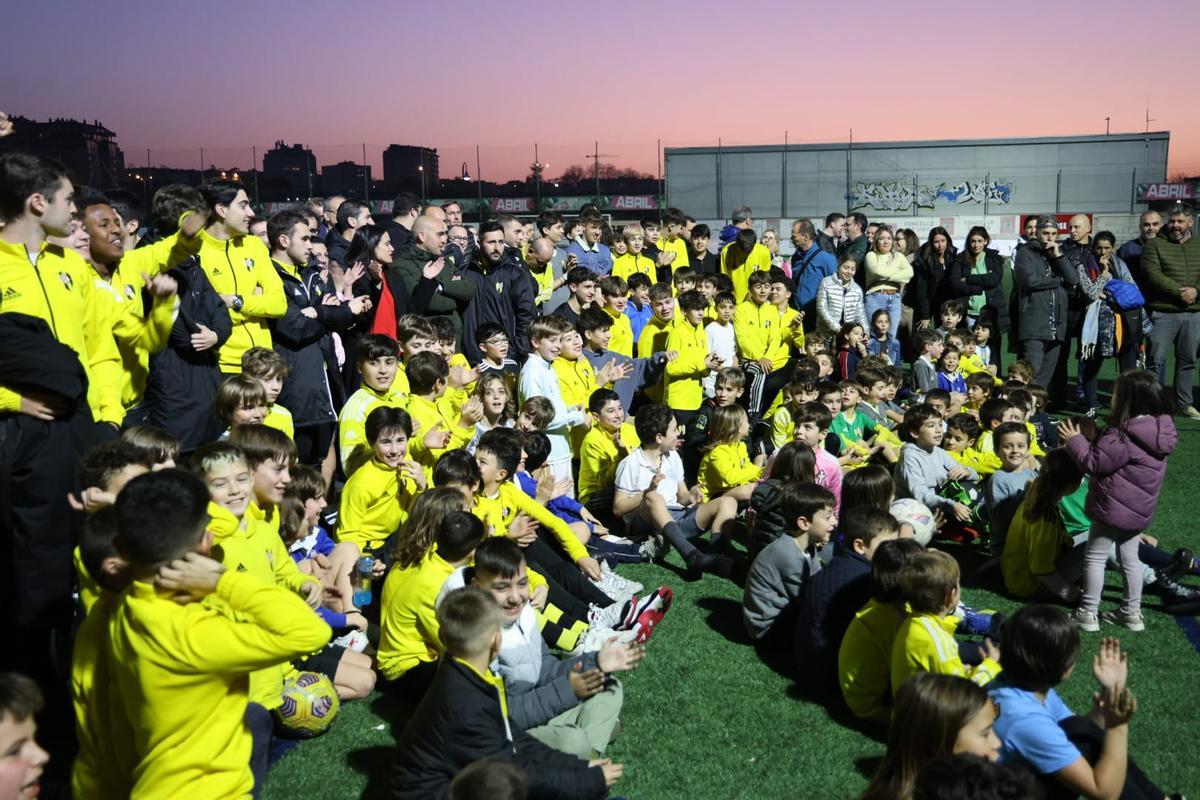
{"left": 101, "top": 570, "right": 329, "bottom": 799}
{"left": 698, "top": 441, "right": 762, "bottom": 501}
{"left": 207, "top": 502, "right": 322, "bottom": 709}
{"left": 475, "top": 483, "right": 590, "bottom": 564}
{"left": 611, "top": 252, "right": 655, "bottom": 283}
{"left": 602, "top": 305, "right": 635, "bottom": 358}
{"left": 0, "top": 238, "right": 122, "bottom": 423}
{"left": 196, "top": 229, "right": 286, "bottom": 373}
{"left": 733, "top": 300, "right": 788, "bottom": 369}
{"left": 577, "top": 422, "right": 640, "bottom": 505}
{"left": 838, "top": 598, "right": 906, "bottom": 724}
{"left": 262, "top": 403, "right": 295, "bottom": 440}
{"left": 338, "top": 382, "right": 407, "bottom": 473}
{"left": 338, "top": 456, "right": 420, "bottom": 551}
{"left": 721, "top": 241, "right": 771, "bottom": 301}
{"left": 377, "top": 548, "right": 456, "bottom": 680}
{"left": 664, "top": 318, "right": 710, "bottom": 411}
{"left": 891, "top": 611, "right": 1001, "bottom": 694}
{"left": 407, "top": 392, "right": 474, "bottom": 478}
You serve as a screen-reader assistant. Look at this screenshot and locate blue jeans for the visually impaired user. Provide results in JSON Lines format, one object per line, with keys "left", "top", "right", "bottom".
{"left": 864, "top": 291, "right": 902, "bottom": 340}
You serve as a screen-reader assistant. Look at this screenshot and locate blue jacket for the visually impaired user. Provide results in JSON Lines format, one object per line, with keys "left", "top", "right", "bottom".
{"left": 795, "top": 542, "right": 872, "bottom": 683}
{"left": 866, "top": 334, "right": 901, "bottom": 366}
{"left": 792, "top": 243, "right": 839, "bottom": 323}
{"left": 566, "top": 239, "right": 612, "bottom": 277}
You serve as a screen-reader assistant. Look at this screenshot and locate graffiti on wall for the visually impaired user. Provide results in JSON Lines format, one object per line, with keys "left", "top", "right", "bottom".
{"left": 847, "top": 178, "right": 1013, "bottom": 211}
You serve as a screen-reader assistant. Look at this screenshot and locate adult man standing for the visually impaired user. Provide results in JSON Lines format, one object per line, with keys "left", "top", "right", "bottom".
{"left": 524, "top": 236, "right": 563, "bottom": 312}
{"left": 790, "top": 219, "right": 838, "bottom": 331}
{"left": 1118, "top": 209, "right": 1164, "bottom": 286}
{"left": 1058, "top": 214, "right": 1093, "bottom": 402}
{"left": 817, "top": 212, "right": 845, "bottom": 256}
{"left": 1142, "top": 207, "right": 1200, "bottom": 418}
{"left": 268, "top": 210, "right": 368, "bottom": 482}
{"left": 384, "top": 191, "right": 422, "bottom": 251}
{"left": 1012, "top": 215, "right": 1078, "bottom": 394}
{"left": 322, "top": 195, "right": 345, "bottom": 239}
{"left": 838, "top": 212, "right": 869, "bottom": 268}
{"left": 326, "top": 199, "right": 373, "bottom": 267}
{"left": 461, "top": 221, "right": 535, "bottom": 364}
{"left": 392, "top": 215, "right": 475, "bottom": 340}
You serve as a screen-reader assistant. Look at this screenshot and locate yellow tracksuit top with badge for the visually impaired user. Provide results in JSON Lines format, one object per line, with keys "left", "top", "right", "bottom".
{"left": 611, "top": 252, "right": 655, "bottom": 284}
{"left": 733, "top": 300, "right": 788, "bottom": 369}
{"left": 659, "top": 235, "right": 690, "bottom": 273}
{"left": 196, "top": 229, "right": 286, "bottom": 373}
{"left": 552, "top": 355, "right": 597, "bottom": 453}
{"left": 0, "top": 238, "right": 122, "bottom": 423}
{"left": 207, "top": 502, "right": 322, "bottom": 709}
{"left": 108, "top": 230, "right": 200, "bottom": 409}
{"left": 475, "top": 483, "right": 590, "bottom": 564}
{"left": 720, "top": 241, "right": 772, "bottom": 301}
{"left": 698, "top": 441, "right": 762, "bottom": 501}
{"left": 603, "top": 305, "right": 635, "bottom": 359}
{"left": 578, "top": 422, "right": 640, "bottom": 505}
{"left": 891, "top": 611, "right": 1002, "bottom": 694}
{"left": 838, "top": 598, "right": 906, "bottom": 724}
{"left": 338, "top": 456, "right": 420, "bottom": 551}
{"left": 636, "top": 315, "right": 675, "bottom": 402}
{"left": 263, "top": 403, "right": 295, "bottom": 440}
{"left": 407, "top": 392, "right": 474, "bottom": 479}
{"left": 664, "top": 318, "right": 710, "bottom": 411}
{"left": 377, "top": 547, "right": 455, "bottom": 680}
{"left": 104, "top": 570, "right": 329, "bottom": 799}
{"left": 339, "top": 383, "right": 407, "bottom": 473}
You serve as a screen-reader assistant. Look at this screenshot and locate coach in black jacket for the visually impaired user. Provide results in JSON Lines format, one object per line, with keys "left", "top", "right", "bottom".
{"left": 460, "top": 221, "right": 535, "bottom": 365}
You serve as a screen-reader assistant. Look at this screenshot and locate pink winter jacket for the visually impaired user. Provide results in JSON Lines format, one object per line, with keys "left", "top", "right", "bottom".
{"left": 1064, "top": 414, "right": 1176, "bottom": 531}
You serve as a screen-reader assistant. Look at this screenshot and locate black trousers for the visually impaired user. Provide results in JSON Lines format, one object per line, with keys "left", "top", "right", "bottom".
{"left": 523, "top": 536, "right": 612, "bottom": 607}
{"left": 1041, "top": 716, "right": 1163, "bottom": 800}
{"left": 245, "top": 702, "right": 273, "bottom": 799}
{"left": 743, "top": 358, "right": 794, "bottom": 422}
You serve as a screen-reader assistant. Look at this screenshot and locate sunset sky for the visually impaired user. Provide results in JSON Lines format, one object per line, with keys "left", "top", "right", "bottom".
{"left": 6, "top": 0, "right": 1199, "bottom": 182}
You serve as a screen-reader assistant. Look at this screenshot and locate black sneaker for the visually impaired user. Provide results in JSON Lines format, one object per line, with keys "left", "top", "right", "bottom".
{"left": 1163, "top": 548, "right": 1195, "bottom": 583}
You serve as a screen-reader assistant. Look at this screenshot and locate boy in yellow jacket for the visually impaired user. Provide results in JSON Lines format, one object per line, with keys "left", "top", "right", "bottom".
{"left": 196, "top": 180, "right": 286, "bottom": 373}
{"left": 733, "top": 271, "right": 790, "bottom": 425}
{"left": 405, "top": 350, "right": 483, "bottom": 480}
{"left": 73, "top": 470, "right": 328, "bottom": 799}
{"left": 339, "top": 333, "right": 407, "bottom": 473}
{"left": 665, "top": 290, "right": 722, "bottom": 428}
{"left": 890, "top": 549, "right": 1001, "bottom": 694}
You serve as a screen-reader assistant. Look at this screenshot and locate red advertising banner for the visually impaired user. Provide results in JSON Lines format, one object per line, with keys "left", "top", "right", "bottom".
{"left": 1018, "top": 213, "right": 1093, "bottom": 234}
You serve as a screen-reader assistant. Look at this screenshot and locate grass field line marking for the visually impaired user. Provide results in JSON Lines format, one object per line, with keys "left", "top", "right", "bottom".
{"left": 1173, "top": 616, "right": 1200, "bottom": 654}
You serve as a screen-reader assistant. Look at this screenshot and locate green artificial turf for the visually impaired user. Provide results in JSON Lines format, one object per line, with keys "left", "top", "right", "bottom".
{"left": 263, "top": 358, "right": 1200, "bottom": 800}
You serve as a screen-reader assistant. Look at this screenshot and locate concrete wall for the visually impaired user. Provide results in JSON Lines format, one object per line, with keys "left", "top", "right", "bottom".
{"left": 667, "top": 133, "right": 1169, "bottom": 220}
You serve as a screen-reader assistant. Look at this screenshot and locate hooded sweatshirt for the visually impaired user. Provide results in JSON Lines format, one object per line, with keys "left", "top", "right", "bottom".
{"left": 1064, "top": 414, "right": 1176, "bottom": 531}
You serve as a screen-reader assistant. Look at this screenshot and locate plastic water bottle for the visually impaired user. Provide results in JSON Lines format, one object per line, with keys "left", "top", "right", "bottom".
{"left": 353, "top": 556, "right": 374, "bottom": 608}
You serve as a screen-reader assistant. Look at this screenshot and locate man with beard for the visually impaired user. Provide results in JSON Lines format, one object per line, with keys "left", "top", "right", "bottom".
{"left": 461, "top": 221, "right": 535, "bottom": 365}
{"left": 1143, "top": 206, "right": 1200, "bottom": 417}
{"left": 1118, "top": 209, "right": 1164, "bottom": 287}
{"left": 326, "top": 199, "right": 372, "bottom": 267}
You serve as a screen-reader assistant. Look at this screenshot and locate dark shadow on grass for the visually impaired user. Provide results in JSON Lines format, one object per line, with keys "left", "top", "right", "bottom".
{"left": 347, "top": 745, "right": 393, "bottom": 800}
{"left": 855, "top": 755, "right": 884, "bottom": 781}
{"left": 370, "top": 692, "right": 415, "bottom": 739}
{"left": 694, "top": 596, "right": 753, "bottom": 645}
{"left": 786, "top": 679, "right": 889, "bottom": 744}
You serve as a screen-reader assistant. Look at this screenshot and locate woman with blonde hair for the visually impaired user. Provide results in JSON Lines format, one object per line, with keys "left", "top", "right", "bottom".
{"left": 863, "top": 225, "right": 913, "bottom": 341}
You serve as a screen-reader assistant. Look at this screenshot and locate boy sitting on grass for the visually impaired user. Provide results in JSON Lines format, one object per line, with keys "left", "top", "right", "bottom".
{"left": 469, "top": 538, "right": 643, "bottom": 759}
{"left": 577, "top": 388, "right": 641, "bottom": 526}
{"left": 613, "top": 404, "right": 738, "bottom": 578}
{"left": 890, "top": 549, "right": 1001, "bottom": 693}
{"left": 893, "top": 404, "right": 980, "bottom": 528}
{"left": 392, "top": 586, "right": 618, "bottom": 800}
{"left": 743, "top": 483, "right": 837, "bottom": 649}
{"left": 520, "top": 315, "right": 589, "bottom": 491}
{"left": 338, "top": 333, "right": 406, "bottom": 473}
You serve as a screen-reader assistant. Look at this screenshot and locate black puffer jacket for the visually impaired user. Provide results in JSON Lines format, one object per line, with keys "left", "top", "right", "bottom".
{"left": 948, "top": 248, "right": 1010, "bottom": 333}
{"left": 143, "top": 257, "right": 232, "bottom": 452}
{"left": 908, "top": 245, "right": 958, "bottom": 323}
{"left": 1011, "top": 241, "right": 1079, "bottom": 343}
{"left": 271, "top": 260, "right": 356, "bottom": 426}
{"left": 460, "top": 251, "right": 535, "bottom": 364}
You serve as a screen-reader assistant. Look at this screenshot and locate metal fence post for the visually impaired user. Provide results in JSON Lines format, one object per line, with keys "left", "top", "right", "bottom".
{"left": 716, "top": 138, "right": 723, "bottom": 219}
{"left": 1055, "top": 170, "right": 1062, "bottom": 213}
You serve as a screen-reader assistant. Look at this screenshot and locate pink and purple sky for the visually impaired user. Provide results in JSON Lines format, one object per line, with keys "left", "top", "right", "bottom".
{"left": 6, "top": 0, "right": 1199, "bottom": 182}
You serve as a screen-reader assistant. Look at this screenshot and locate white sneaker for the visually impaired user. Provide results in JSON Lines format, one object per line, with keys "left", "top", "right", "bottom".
{"left": 587, "top": 599, "right": 632, "bottom": 630}
{"left": 592, "top": 561, "right": 642, "bottom": 603}
{"left": 1071, "top": 608, "right": 1100, "bottom": 632}
{"left": 570, "top": 626, "right": 638, "bottom": 656}
{"left": 332, "top": 629, "right": 369, "bottom": 652}
{"left": 1101, "top": 609, "right": 1145, "bottom": 632}
{"left": 638, "top": 534, "right": 669, "bottom": 562}
{"left": 600, "top": 533, "right": 634, "bottom": 546}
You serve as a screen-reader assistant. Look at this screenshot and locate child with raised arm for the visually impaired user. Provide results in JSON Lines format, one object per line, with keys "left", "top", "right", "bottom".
{"left": 1061, "top": 370, "right": 1177, "bottom": 633}
{"left": 392, "top": 586, "right": 617, "bottom": 800}
{"left": 73, "top": 470, "right": 329, "bottom": 799}
{"left": 990, "top": 605, "right": 1176, "bottom": 799}
{"left": 520, "top": 315, "right": 588, "bottom": 491}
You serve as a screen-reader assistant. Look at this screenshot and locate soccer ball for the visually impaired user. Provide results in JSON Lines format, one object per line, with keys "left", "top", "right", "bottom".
{"left": 273, "top": 672, "right": 340, "bottom": 738}
{"left": 890, "top": 498, "right": 935, "bottom": 546}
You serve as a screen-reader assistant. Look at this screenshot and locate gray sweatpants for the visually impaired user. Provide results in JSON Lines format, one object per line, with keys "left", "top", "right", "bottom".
{"left": 1149, "top": 311, "right": 1200, "bottom": 408}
